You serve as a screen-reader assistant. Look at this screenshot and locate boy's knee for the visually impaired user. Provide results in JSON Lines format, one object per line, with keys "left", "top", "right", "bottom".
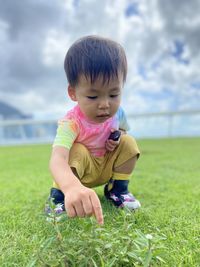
{"left": 120, "top": 135, "right": 140, "bottom": 158}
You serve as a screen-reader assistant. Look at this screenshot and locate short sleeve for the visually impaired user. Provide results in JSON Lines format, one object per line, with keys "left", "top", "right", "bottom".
{"left": 117, "top": 107, "right": 130, "bottom": 131}
{"left": 53, "top": 119, "right": 79, "bottom": 150}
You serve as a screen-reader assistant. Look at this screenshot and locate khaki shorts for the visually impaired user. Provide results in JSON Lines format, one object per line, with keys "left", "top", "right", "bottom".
{"left": 53, "top": 135, "right": 140, "bottom": 188}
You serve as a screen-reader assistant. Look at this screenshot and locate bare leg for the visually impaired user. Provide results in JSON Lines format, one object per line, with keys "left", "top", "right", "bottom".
{"left": 114, "top": 155, "right": 138, "bottom": 174}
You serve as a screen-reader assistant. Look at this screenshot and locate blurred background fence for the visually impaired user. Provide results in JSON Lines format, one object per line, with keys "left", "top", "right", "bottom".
{"left": 0, "top": 110, "right": 200, "bottom": 146}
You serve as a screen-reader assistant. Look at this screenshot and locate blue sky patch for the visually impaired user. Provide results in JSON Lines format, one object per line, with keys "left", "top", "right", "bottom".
{"left": 73, "top": 0, "right": 80, "bottom": 8}
{"left": 171, "top": 40, "right": 189, "bottom": 65}
{"left": 125, "top": 2, "right": 140, "bottom": 17}
{"left": 137, "top": 64, "right": 147, "bottom": 79}
{"left": 191, "top": 82, "right": 200, "bottom": 90}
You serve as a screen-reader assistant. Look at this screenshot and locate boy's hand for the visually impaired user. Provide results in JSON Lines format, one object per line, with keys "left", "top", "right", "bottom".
{"left": 105, "top": 129, "right": 121, "bottom": 152}
{"left": 64, "top": 183, "right": 104, "bottom": 225}
{"left": 105, "top": 139, "right": 120, "bottom": 152}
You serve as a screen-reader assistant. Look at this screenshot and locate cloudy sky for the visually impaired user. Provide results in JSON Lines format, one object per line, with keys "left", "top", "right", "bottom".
{"left": 0, "top": 0, "right": 200, "bottom": 119}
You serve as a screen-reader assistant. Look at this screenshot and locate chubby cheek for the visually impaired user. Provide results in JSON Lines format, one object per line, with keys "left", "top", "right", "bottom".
{"left": 111, "top": 99, "right": 121, "bottom": 114}
{"left": 86, "top": 107, "right": 95, "bottom": 117}
{"left": 79, "top": 102, "right": 96, "bottom": 117}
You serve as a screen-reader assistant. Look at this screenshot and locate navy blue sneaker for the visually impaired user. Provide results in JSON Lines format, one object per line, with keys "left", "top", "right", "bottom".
{"left": 104, "top": 182, "right": 141, "bottom": 210}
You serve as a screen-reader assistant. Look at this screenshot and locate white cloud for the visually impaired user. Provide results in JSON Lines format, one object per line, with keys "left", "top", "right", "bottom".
{"left": 0, "top": 19, "right": 9, "bottom": 43}
{"left": 0, "top": 0, "right": 200, "bottom": 118}
{"left": 122, "top": 93, "right": 148, "bottom": 114}
{"left": 42, "top": 30, "right": 70, "bottom": 67}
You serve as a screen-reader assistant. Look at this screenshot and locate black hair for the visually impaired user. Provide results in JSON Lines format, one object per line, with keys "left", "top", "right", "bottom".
{"left": 64, "top": 35, "right": 127, "bottom": 87}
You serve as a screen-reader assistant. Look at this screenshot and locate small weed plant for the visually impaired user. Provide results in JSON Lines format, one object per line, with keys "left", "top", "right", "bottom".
{"left": 28, "top": 201, "right": 166, "bottom": 266}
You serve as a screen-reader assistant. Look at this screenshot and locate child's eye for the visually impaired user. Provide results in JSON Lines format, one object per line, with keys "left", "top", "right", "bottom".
{"left": 87, "top": 96, "right": 97, "bottom": 99}
{"left": 110, "top": 94, "right": 119, "bottom": 98}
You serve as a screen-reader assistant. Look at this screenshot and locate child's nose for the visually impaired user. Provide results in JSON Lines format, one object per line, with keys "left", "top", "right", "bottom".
{"left": 98, "top": 98, "right": 109, "bottom": 109}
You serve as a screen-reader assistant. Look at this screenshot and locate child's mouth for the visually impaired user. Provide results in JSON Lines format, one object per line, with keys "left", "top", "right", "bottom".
{"left": 97, "top": 113, "right": 110, "bottom": 117}
{"left": 97, "top": 114, "right": 109, "bottom": 118}
{"left": 96, "top": 114, "right": 110, "bottom": 121}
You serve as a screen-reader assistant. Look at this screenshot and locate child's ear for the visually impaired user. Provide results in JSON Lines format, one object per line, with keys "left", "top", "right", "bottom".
{"left": 68, "top": 85, "right": 77, "bottom": 101}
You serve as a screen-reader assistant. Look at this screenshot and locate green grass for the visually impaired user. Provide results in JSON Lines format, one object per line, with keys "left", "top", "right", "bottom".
{"left": 0, "top": 138, "right": 200, "bottom": 266}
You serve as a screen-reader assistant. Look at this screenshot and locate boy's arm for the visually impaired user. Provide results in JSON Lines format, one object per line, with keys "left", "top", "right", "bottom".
{"left": 49, "top": 146, "right": 104, "bottom": 225}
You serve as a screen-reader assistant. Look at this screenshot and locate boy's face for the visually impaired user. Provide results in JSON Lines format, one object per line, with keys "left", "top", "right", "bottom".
{"left": 68, "top": 74, "right": 123, "bottom": 123}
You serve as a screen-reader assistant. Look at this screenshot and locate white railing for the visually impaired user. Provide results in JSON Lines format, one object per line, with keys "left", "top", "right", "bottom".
{"left": 0, "top": 110, "right": 200, "bottom": 145}
{"left": 128, "top": 110, "right": 200, "bottom": 138}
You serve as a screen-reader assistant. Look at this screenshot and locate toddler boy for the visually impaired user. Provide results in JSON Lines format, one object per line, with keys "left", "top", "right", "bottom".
{"left": 47, "top": 36, "right": 141, "bottom": 224}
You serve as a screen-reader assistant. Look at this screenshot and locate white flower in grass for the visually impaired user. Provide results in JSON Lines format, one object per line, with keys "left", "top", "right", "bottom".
{"left": 146, "top": 234, "right": 153, "bottom": 240}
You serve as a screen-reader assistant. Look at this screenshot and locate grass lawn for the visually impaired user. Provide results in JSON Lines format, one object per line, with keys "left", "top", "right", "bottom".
{"left": 0, "top": 138, "right": 200, "bottom": 266}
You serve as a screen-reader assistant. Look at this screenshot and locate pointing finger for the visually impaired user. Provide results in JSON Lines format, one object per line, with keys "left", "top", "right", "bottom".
{"left": 90, "top": 194, "right": 104, "bottom": 225}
